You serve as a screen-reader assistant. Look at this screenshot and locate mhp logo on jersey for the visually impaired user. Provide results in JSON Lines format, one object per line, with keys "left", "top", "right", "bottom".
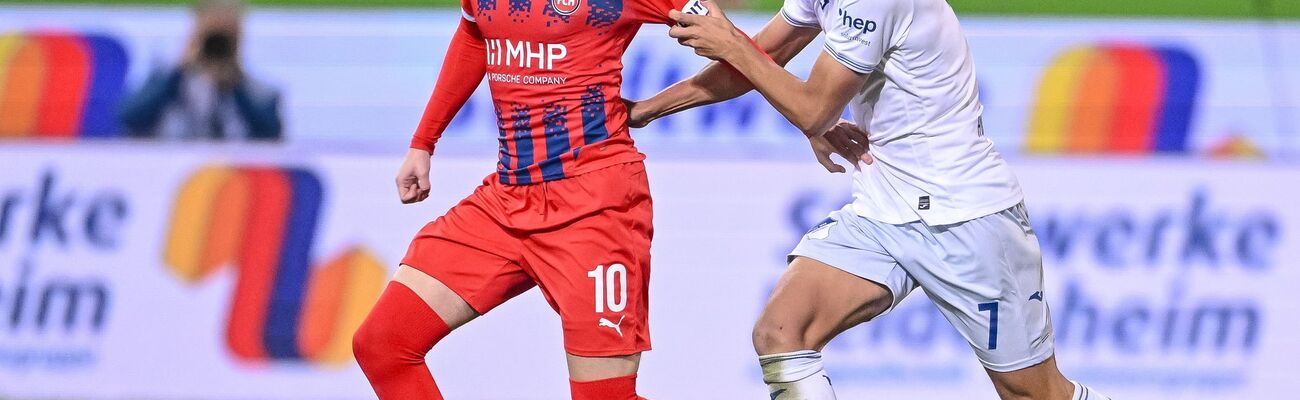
{"left": 164, "top": 166, "right": 386, "bottom": 365}
{"left": 552, "top": 0, "right": 581, "bottom": 15}
{"left": 1025, "top": 44, "right": 1200, "bottom": 155}
{"left": 0, "top": 32, "right": 128, "bottom": 139}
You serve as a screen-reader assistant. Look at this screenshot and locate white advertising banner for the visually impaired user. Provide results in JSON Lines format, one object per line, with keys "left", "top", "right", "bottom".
{"left": 0, "top": 144, "right": 1296, "bottom": 399}
{"left": 0, "top": 7, "right": 1298, "bottom": 158}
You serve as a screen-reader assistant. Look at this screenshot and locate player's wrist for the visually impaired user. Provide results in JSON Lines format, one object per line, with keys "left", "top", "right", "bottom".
{"left": 719, "top": 28, "right": 751, "bottom": 62}
{"left": 629, "top": 97, "right": 660, "bottom": 121}
{"left": 409, "top": 135, "right": 437, "bottom": 155}
{"left": 724, "top": 44, "right": 764, "bottom": 77}
{"left": 406, "top": 147, "right": 433, "bottom": 159}
{"left": 626, "top": 106, "right": 655, "bottom": 129}
{"left": 633, "top": 84, "right": 695, "bottom": 125}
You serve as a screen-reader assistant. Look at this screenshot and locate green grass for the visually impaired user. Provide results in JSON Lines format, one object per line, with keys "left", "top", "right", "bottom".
{"left": 2, "top": 0, "right": 1298, "bottom": 19}
{"left": 943, "top": 0, "right": 1299, "bottom": 19}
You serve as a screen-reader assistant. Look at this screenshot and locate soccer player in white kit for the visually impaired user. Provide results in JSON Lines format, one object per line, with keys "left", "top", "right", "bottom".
{"left": 627, "top": 0, "right": 1114, "bottom": 399}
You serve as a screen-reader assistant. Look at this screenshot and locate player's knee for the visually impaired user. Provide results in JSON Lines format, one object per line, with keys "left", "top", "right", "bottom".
{"left": 352, "top": 309, "right": 433, "bottom": 372}
{"left": 352, "top": 318, "right": 399, "bottom": 372}
{"left": 751, "top": 319, "right": 809, "bottom": 354}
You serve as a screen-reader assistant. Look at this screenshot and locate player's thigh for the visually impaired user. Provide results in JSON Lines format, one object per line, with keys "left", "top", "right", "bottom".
{"left": 400, "top": 192, "right": 535, "bottom": 321}
{"left": 892, "top": 204, "right": 1054, "bottom": 372}
{"left": 391, "top": 265, "right": 478, "bottom": 329}
{"left": 401, "top": 235, "right": 535, "bottom": 321}
{"left": 566, "top": 353, "right": 641, "bottom": 382}
{"left": 756, "top": 208, "right": 917, "bottom": 353}
{"left": 753, "top": 257, "right": 900, "bottom": 353}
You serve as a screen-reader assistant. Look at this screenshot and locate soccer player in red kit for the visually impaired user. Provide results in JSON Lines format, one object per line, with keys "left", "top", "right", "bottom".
{"left": 350, "top": 0, "right": 709, "bottom": 399}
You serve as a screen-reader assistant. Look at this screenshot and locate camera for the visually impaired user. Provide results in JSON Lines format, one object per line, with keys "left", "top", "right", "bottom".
{"left": 200, "top": 31, "right": 235, "bottom": 61}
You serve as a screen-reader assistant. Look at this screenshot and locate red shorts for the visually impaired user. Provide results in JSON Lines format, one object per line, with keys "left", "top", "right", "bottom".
{"left": 402, "top": 161, "right": 653, "bottom": 357}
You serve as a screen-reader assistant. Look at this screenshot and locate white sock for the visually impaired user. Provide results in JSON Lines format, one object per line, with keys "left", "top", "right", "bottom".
{"left": 759, "top": 350, "right": 837, "bottom": 400}
{"left": 1071, "top": 380, "right": 1112, "bottom": 400}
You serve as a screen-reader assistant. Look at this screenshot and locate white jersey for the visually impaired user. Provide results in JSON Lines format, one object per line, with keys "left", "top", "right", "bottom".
{"left": 783, "top": 0, "right": 1023, "bottom": 225}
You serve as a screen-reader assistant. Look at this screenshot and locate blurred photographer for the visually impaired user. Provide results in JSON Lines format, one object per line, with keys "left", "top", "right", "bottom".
{"left": 119, "top": 0, "right": 282, "bottom": 141}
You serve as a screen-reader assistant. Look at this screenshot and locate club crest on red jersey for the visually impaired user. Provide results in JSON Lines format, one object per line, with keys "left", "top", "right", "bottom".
{"left": 552, "top": 0, "right": 581, "bottom": 16}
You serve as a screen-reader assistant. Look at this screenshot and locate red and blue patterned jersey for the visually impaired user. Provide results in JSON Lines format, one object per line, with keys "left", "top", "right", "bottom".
{"left": 461, "top": 0, "right": 693, "bottom": 184}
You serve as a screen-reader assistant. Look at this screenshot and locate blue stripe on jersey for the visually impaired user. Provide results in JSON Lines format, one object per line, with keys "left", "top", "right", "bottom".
{"left": 494, "top": 105, "right": 513, "bottom": 183}
{"left": 580, "top": 85, "right": 610, "bottom": 145}
{"left": 540, "top": 102, "right": 570, "bottom": 181}
{"left": 824, "top": 43, "right": 874, "bottom": 74}
{"left": 497, "top": 137, "right": 512, "bottom": 182}
{"left": 510, "top": 103, "right": 534, "bottom": 184}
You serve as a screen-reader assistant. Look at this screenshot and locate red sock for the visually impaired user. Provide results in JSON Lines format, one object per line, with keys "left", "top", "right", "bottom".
{"left": 353, "top": 282, "right": 450, "bottom": 400}
{"left": 570, "top": 374, "right": 645, "bottom": 400}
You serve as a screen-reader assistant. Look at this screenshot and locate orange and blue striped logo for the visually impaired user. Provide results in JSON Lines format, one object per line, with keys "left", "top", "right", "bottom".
{"left": 164, "top": 166, "right": 385, "bottom": 365}
{"left": 0, "top": 32, "right": 128, "bottom": 139}
{"left": 1025, "top": 44, "right": 1200, "bottom": 154}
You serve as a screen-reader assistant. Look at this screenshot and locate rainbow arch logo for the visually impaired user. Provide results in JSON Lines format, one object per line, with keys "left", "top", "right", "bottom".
{"left": 1025, "top": 44, "right": 1201, "bottom": 154}
{"left": 165, "top": 166, "right": 386, "bottom": 365}
{"left": 0, "top": 32, "right": 129, "bottom": 139}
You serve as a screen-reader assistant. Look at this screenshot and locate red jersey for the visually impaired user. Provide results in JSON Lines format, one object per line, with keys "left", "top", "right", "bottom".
{"left": 411, "top": 0, "right": 698, "bottom": 185}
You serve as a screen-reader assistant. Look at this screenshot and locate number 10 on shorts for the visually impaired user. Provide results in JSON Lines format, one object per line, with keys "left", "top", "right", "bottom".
{"left": 587, "top": 264, "right": 628, "bottom": 313}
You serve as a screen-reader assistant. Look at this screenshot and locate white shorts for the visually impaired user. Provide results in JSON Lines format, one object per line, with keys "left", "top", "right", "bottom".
{"left": 789, "top": 203, "right": 1055, "bottom": 372}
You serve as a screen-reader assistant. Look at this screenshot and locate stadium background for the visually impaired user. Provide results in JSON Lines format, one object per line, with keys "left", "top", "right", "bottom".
{"left": 1, "top": 0, "right": 1297, "bottom": 399}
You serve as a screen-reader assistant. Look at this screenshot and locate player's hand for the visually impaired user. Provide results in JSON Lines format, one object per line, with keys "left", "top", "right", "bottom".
{"left": 668, "top": 1, "right": 745, "bottom": 62}
{"left": 623, "top": 98, "right": 652, "bottom": 129}
{"left": 810, "top": 120, "right": 873, "bottom": 173}
{"left": 396, "top": 148, "right": 432, "bottom": 204}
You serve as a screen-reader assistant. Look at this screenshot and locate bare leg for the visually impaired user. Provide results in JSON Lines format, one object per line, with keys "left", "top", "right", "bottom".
{"left": 565, "top": 353, "right": 644, "bottom": 399}
{"left": 752, "top": 257, "right": 895, "bottom": 354}
{"left": 392, "top": 265, "right": 478, "bottom": 328}
{"left": 567, "top": 353, "right": 641, "bottom": 382}
{"left": 751, "top": 257, "right": 896, "bottom": 399}
{"left": 986, "top": 356, "right": 1112, "bottom": 400}
{"left": 984, "top": 356, "right": 1073, "bottom": 400}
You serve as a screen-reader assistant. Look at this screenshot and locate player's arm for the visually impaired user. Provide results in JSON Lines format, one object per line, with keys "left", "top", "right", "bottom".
{"left": 669, "top": 2, "right": 864, "bottom": 138}
{"left": 397, "top": 18, "right": 488, "bottom": 204}
{"left": 627, "top": 16, "right": 819, "bottom": 128}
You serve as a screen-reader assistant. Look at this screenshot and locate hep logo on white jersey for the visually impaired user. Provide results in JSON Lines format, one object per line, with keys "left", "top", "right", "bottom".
{"left": 485, "top": 39, "right": 568, "bottom": 70}
{"left": 836, "top": 8, "right": 877, "bottom": 34}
